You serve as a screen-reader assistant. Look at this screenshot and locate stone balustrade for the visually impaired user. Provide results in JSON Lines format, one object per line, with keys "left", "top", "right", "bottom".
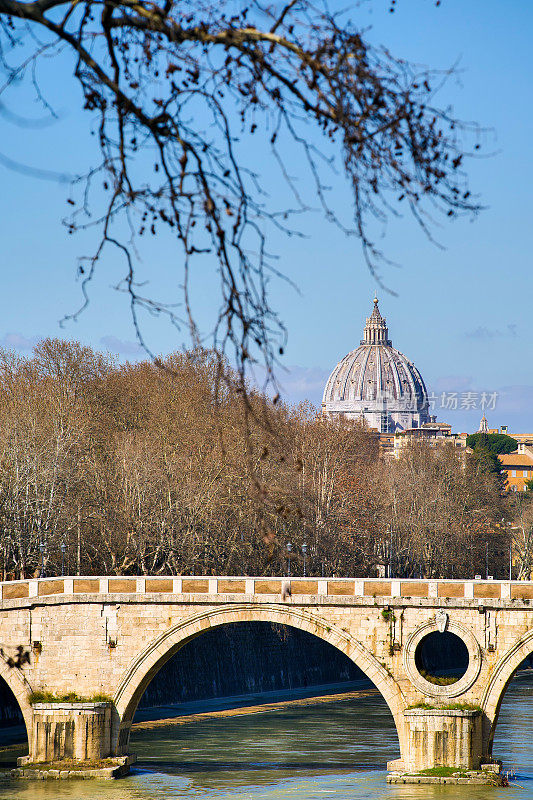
{"left": 1, "top": 575, "right": 533, "bottom": 602}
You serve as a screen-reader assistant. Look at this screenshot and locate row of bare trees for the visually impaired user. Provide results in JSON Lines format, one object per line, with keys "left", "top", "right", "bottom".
{"left": 0, "top": 339, "right": 518, "bottom": 580}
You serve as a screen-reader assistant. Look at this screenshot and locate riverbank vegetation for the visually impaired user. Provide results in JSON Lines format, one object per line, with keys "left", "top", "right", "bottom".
{"left": 0, "top": 339, "right": 517, "bottom": 580}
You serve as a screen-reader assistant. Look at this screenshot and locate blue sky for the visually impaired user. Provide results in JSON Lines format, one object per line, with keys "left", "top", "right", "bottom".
{"left": 1, "top": 0, "right": 532, "bottom": 433}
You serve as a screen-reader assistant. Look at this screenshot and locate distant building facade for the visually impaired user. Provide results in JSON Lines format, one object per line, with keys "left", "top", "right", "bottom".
{"left": 499, "top": 443, "right": 533, "bottom": 491}
{"left": 510, "top": 433, "right": 533, "bottom": 448}
{"left": 393, "top": 423, "right": 467, "bottom": 458}
{"left": 322, "top": 298, "right": 430, "bottom": 433}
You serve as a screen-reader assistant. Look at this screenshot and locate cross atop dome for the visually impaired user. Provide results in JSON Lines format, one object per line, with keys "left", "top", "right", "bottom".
{"left": 362, "top": 296, "right": 392, "bottom": 345}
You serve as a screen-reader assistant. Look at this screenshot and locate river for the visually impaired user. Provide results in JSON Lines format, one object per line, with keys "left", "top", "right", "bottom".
{"left": 0, "top": 675, "right": 532, "bottom": 798}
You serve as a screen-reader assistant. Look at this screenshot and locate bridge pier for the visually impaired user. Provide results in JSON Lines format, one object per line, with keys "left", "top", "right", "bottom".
{"left": 20, "top": 702, "right": 114, "bottom": 765}
{"left": 400, "top": 709, "right": 483, "bottom": 772}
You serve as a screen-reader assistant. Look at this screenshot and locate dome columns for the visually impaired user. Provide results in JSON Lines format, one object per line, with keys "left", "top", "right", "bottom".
{"left": 361, "top": 298, "right": 392, "bottom": 346}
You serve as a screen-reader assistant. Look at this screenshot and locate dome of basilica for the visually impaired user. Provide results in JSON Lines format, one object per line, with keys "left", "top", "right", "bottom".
{"left": 322, "top": 298, "right": 429, "bottom": 433}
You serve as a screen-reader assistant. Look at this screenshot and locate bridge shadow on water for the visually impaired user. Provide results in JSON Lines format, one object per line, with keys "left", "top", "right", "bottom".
{"left": 130, "top": 693, "right": 399, "bottom": 789}
{"left": 128, "top": 621, "right": 400, "bottom": 785}
{"left": 133, "top": 760, "right": 383, "bottom": 774}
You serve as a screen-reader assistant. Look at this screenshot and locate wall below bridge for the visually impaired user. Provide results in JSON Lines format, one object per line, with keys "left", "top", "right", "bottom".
{"left": 139, "top": 621, "right": 364, "bottom": 708}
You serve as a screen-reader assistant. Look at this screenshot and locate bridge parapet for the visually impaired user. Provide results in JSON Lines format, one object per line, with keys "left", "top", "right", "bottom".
{"left": 2, "top": 575, "right": 533, "bottom": 603}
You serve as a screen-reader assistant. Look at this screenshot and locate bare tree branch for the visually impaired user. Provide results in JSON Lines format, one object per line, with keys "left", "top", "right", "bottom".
{"left": 0, "top": 0, "right": 484, "bottom": 387}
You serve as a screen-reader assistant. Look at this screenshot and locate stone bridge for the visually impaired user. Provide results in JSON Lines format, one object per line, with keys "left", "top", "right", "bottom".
{"left": 1, "top": 574, "right": 533, "bottom": 774}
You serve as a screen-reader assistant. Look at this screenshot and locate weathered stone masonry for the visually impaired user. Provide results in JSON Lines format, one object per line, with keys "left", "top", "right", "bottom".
{"left": 1, "top": 576, "right": 533, "bottom": 771}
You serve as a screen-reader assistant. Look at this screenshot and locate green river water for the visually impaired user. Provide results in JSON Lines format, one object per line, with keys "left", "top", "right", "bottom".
{"left": 0, "top": 675, "right": 532, "bottom": 799}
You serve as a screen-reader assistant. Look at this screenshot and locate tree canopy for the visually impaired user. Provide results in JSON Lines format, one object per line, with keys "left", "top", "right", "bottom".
{"left": 466, "top": 433, "right": 518, "bottom": 456}
{"left": 0, "top": 0, "right": 482, "bottom": 381}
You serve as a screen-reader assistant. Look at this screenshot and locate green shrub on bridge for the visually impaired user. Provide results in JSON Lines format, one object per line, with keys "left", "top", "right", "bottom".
{"left": 29, "top": 690, "right": 112, "bottom": 704}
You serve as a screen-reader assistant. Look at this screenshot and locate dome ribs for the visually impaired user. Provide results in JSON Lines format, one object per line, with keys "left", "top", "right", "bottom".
{"left": 356, "top": 346, "right": 372, "bottom": 402}
{"left": 322, "top": 297, "right": 430, "bottom": 432}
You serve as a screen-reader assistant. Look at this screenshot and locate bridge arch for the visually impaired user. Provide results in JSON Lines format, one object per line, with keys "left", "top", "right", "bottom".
{"left": 482, "top": 627, "right": 533, "bottom": 755}
{"left": 0, "top": 656, "right": 33, "bottom": 741}
{"left": 113, "top": 603, "right": 407, "bottom": 759}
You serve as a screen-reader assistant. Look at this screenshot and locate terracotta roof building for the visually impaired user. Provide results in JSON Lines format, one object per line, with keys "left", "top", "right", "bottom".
{"left": 498, "top": 444, "right": 533, "bottom": 491}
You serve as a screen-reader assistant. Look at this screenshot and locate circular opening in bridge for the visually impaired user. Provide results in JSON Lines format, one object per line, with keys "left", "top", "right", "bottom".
{"left": 414, "top": 631, "right": 469, "bottom": 686}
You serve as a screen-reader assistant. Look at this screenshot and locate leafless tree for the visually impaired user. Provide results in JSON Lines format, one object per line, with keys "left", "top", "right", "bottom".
{"left": 509, "top": 493, "right": 533, "bottom": 580}
{"left": 0, "top": 340, "right": 510, "bottom": 580}
{"left": 377, "top": 443, "right": 508, "bottom": 579}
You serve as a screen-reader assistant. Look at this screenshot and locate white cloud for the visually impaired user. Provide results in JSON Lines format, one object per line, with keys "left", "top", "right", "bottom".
{"left": 430, "top": 375, "right": 473, "bottom": 393}
{"left": 250, "top": 364, "right": 329, "bottom": 408}
{"left": 277, "top": 365, "right": 330, "bottom": 406}
{"left": 465, "top": 324, "right": 518, "bottom": 340}
{"left": 0, "top": 332, "right": 40, "bottom": 350}
{"left": 100, "top": 335, "right": 143, "bottom": 356}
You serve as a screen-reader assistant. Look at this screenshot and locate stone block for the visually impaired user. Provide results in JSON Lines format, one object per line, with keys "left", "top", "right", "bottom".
{"left": 474, "top": 583, "right": 501, "bottom": 599}
{"left": 108, "top": 579, "right": 136, "bottom": 593}
{"left": 437, "top": 582, "right": 465, "bottom": 598}
{"left": 327, "top": 580, "right": 354, "bottom": 596}
{"left": 401, "top": 582, "right": 429, "bottom": 598}
{"left": 182, "top": 579, "right": 209, "bottom": 593}
{"left": 38, "top": 580, "right": 64, "bottom": 596}
{"left": 218, "top": 579, "right": 246, "bottom": 593}
{"left": 291, "top": 581, "right": 318, "bottom": 595}
{"left": 2, "top": 582, "right": 29, "bottom": 599}
{"left": 511, "top": 584, "right": 533, "bottom": 600}
{"left": 146, "top": 579, "right": 173, "bottom": 593}
{"left": 31, "top": 703, "right": 113, "bottom": 763}
{"left": 74, "top": 579, "right": 99, "bottom": 593}
{"left": 364, "top": 581, "right": 391, "bottom": 596}
{"left": 254, "top": 580, "right": 282, "bottom": 594}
